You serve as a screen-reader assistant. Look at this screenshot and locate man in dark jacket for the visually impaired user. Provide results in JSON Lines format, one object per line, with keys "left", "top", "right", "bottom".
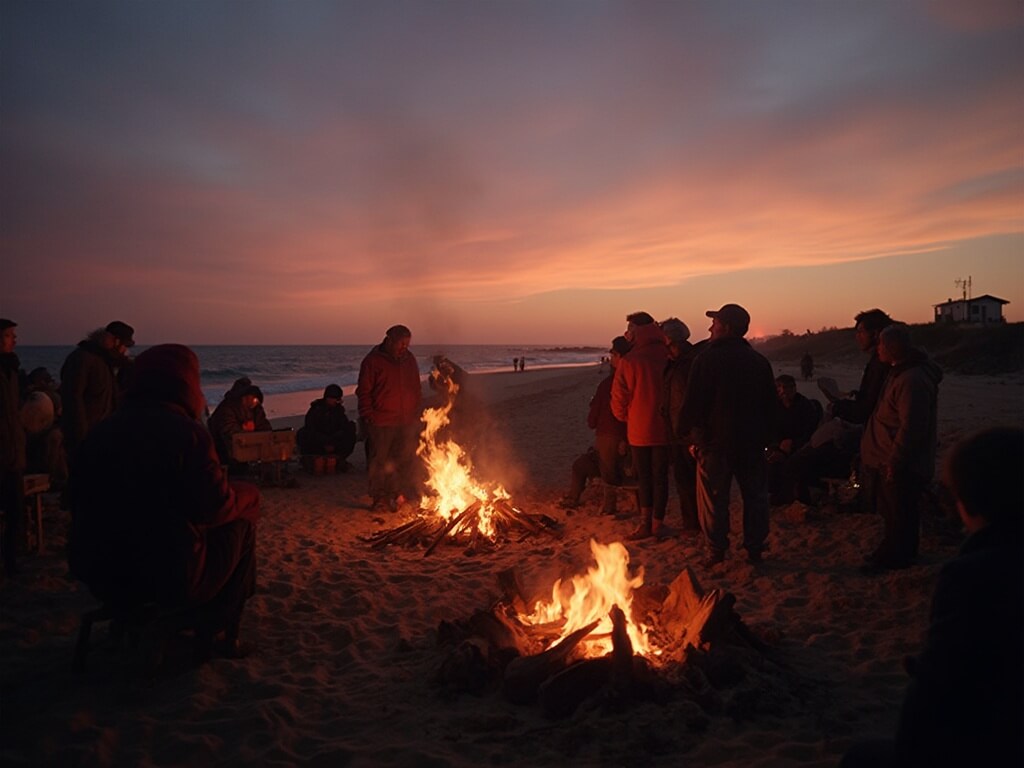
{"left": 841, "top": 427, "right": 1023, "bottom": 767}
{"left": 296, "top": 384, "right": 357, "bottom": 463}
{"left": 860, "top": 324, "right": 943, "bottom": 570}
{"left": 356, "top": 325, "right": 422, "bottom": 512}
{"left": 661, "top": 318, "right": 701, "bottom": 535}
{"left": 0, "top": 319, "right": 26, "bottom": 577}
{"left": 766, "top": 374, "right": 822, "bottom": 505}
{"left": 679, "top": 303, "right": 777, "bottom": 566}
{"left": 60, "top": 320, "right": 135, "bottom": 463}
{"left": 69, "top": 344, "right": 259, "bottom": 661}
{"left": 828, "top": 308, "right": 893, "bottom": 424}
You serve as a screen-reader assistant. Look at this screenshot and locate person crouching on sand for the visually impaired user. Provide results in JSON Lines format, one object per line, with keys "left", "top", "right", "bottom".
{"left": 69, "top": 344, "right": 260, "bottom": 663}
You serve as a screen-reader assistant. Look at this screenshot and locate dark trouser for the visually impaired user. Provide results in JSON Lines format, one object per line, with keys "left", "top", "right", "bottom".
{"left": 0, "top": 468, "right": 24, "bottom": 574}
{"left": 862, "top": 465, "right": 924, "bottom": 566}
{"left": 695, "top": 446, "right": 769, "bottom": 556}
{"left": 632, "top": 444, "right": 670, "bottom": 521}
{"left": 366, "top": 422, "right": 422, "bottom": 502}
{"left": 789, "top": 443, "right": 856, "bottom": 503}
{"left": 668, "top": 443, "right": 699, "bottom": 529}
{"left": 189, "top": 481, "right": 260, "bottom": 639}
{"left": 190, "top": 518, "right": 257, "bottom": 640}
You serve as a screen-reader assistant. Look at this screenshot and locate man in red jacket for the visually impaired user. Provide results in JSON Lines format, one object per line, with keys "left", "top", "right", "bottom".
{"left": 356, "top": 325, "right": 423, "bottom": 512}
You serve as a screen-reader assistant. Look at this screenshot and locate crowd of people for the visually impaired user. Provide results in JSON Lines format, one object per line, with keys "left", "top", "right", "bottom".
{"left": 0, "top": 309, "right": 1019, "bottom": 762}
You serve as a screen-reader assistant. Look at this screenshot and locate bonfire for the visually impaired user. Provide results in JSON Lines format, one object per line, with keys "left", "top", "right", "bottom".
{"left": 362, "top": 376, "right": 558, "bottom": 553}
{"left": 434, "top": 539, "right": 767, "bottom": 718}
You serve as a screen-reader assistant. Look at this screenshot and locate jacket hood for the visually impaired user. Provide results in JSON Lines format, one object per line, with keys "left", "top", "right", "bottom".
{"left": 893, "top": 347, "right": 943, "bottom": 387}
{"left": 631, "top": 322, "right": 666, "bottom": 348}
{"left": 127, "top": 344, "right": 205, "bottom": 420}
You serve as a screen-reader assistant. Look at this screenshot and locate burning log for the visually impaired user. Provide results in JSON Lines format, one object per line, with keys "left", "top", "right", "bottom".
{"left": 503, "top": 619, "right": 600, "bottom": 704}
{"left": 536, "top": 605, "right": 634, "bottom": 718}
{"left": 424, "top": 501, "right": 482, "bottom": 556}
{"left": 681, "top": 589, "right": 738, "bottom": 651}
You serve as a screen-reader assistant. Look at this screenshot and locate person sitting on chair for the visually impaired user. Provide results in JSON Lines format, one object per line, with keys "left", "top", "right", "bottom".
{"left": 68, "top": 344, "right": 260, "bottom": 663}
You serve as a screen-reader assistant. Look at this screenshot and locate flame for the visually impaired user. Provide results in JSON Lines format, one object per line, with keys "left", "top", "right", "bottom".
{"left": 521, "top": 539, "right": 656, "bottom": 658}
{"left": 417, "top": 379, "right": 508, "bottom": 539}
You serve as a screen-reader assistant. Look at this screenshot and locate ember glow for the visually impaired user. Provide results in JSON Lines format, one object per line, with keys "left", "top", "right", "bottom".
{"left": 417, "top": 382, "right": 510, "bottom": 539}
{"left": 522, "top": 539, "right": 656, "bottom": 659}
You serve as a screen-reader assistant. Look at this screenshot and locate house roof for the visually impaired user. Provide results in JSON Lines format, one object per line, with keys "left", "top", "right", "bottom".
{"left": 933, "top": 294, "right": 1010, "bottom": 308}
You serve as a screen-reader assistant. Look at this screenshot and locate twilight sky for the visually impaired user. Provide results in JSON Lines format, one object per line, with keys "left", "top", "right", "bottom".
{"left": 2, "top": 0, "right": 1022, "bottom": 345}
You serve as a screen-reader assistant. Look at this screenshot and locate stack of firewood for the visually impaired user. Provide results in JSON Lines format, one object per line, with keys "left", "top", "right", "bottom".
{"left": 361, "top": 500, "right": 561, "bottom": 555}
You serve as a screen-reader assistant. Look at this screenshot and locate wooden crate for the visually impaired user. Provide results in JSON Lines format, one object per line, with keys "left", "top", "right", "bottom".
{"left": 231, "top": 430, "right": 296, "bottom": 462}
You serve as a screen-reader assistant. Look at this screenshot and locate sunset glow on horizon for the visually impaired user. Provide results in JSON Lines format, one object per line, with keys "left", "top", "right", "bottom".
{"left": 2, "top": 0, "right": 1021, "bottom": 346}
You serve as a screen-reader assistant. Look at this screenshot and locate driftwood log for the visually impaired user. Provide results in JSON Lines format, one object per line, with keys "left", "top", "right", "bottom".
{"left": 503, "top": 619, "right": 600, "bottom": 704}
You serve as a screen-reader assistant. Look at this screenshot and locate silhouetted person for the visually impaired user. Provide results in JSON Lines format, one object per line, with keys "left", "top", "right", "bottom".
{"left": 679, "top": 304, "right": 776, "bottom": 566}
{"left": 296, "top": 384, "right": 357, "bottom": 464}
{"left": 0, "top": 319, "right": 25, "bottom": 577}
{"left": 766, "top": 374, "right": 822, "bottom": 505}
{"left": 661, "top": 317, "right": 701, "bottom": 535}
{"left": 60, "top": 321, "right": 135, "bottom": 464}
{"left": 800, "top": 352, "right": 814, "bottom": 381}
{"left": 841, "top": 427, "right": 1023, "bottom": 768}
{"left": 68, "top": 344, "right": 260, "bottom": 662}
{"left": 561, "top": 336, "right": 632, "bottom": 514}
{"left": 860, "top": 324, "right": 942, "bottom": 571}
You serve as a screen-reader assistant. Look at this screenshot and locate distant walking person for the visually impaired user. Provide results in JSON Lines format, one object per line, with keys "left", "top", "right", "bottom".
{"left": 679, "top": 304, "right": 777, "bottom": 566}
{"left": 800, "top": 352, "right": 814, "bottom": 381}
{"left": 356, "top": 325, "right": 423, "bottom": 512}
{"left": 612, "top": 311, "right": 671, "bottom": 540}
{"left": 860, "top": 323, "right": 943, "bottom": 571}
{"left": 0, "top": 319, "right": 26, "bottom": 577}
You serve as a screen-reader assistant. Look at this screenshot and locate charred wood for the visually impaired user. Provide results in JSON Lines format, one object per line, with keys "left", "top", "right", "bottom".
{"left": 503, "top": 619, "right": 600, "bottom": 704}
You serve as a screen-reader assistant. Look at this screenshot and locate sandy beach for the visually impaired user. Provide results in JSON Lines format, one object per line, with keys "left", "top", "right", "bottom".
{"left": 2, "top": 360, "right": 1022, "bottom": 767}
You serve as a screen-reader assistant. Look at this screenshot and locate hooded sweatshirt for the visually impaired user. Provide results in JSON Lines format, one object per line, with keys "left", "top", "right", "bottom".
{"left": 611, "top": 323, "right": 669, "bottom": 446}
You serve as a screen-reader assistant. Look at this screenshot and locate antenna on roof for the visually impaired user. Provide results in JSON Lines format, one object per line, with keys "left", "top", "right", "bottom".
{"left": 954, "top": 275, "right": 972, "bottom": 302}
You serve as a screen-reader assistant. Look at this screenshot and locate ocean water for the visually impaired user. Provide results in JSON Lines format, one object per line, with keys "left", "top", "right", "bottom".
{"left": 16, "top": 344, "right": 604, "bottom": 408}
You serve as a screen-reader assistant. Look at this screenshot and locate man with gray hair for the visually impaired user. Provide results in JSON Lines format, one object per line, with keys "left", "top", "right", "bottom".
{"left": 860, "top": 323, "right": 943, "bottom": 571}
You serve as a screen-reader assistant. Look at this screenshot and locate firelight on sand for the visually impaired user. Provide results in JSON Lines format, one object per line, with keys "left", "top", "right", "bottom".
{"left": 521, "top": 539, "right": 657, "bottom": 659}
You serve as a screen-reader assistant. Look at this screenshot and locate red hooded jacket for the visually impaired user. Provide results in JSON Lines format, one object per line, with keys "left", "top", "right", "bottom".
{"left": 611, "top": 323, "right": 669, "bottom": 446}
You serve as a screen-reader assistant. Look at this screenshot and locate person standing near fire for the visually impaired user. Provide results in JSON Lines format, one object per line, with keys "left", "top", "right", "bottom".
{"left": 679, "top": 303, "right": 777, "bottom": 566}
{"left": 612, "top": 311, "right": 672, "bottom": 540}
{"left": 357, "top": 324, "right": 423, "bottom": 513}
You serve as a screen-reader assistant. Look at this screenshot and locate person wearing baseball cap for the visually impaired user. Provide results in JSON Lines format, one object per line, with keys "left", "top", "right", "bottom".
{"left": 60, "top": 321, "right": 137, "bottom": 466}
{"left": 679, "top": 303, "right": 777, "bottom": 566}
